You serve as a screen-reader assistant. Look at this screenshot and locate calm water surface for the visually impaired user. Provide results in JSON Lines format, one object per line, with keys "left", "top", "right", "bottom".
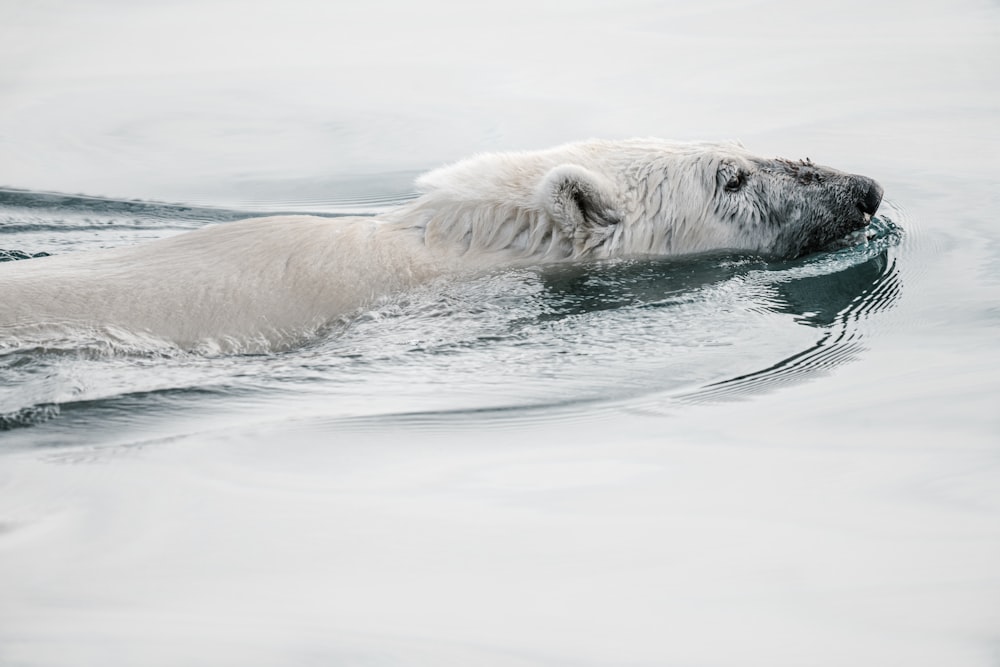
{"left": 1, "top": 1, "right": 999, "bottom": 666}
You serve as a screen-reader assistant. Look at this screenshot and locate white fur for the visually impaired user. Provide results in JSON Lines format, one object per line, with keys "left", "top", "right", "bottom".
{"left": 0, "top": 138, "right": 822, "bottom": 351}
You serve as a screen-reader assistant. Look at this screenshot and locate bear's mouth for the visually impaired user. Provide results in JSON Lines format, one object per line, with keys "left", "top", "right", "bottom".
{"left": 829, "top": 213, "right": 876, "bottom": 249}
{"left": 797, "top": 210, "right": 875, "bottom": 256}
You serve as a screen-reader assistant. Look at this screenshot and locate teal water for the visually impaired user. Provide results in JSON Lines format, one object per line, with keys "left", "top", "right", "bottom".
{"left": 1, "top": 1, "right": 998, "bottom": 665}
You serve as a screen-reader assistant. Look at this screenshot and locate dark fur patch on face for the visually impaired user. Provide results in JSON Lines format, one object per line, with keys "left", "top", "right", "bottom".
{"left": 773, "top": 158, "right": 824, "bottom": 185}
{"left": 713, "top": 156, "right": 881, "bottom": 257}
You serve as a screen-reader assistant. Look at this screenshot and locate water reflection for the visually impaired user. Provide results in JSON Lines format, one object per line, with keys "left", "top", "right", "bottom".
{"left": 536, "top": 253, "right": 769, "bottom": 320}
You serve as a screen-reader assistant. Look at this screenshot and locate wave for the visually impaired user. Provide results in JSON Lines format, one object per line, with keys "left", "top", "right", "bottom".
{"left": 0, "top": 187, "right": 356, "bottom": 233}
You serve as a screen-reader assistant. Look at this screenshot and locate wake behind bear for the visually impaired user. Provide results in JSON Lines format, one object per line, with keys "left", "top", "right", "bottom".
{"left": 0, "top": 139, "right": 883, "bottom": 352}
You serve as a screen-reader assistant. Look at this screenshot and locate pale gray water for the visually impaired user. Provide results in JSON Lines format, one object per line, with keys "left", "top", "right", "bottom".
{"left": 1, "top": 1, "right": 999, "bottom": 666}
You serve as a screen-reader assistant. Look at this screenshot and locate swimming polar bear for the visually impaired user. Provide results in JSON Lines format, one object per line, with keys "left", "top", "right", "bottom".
{"left": 0, "top": 138, "right": 882, "bottom": 352}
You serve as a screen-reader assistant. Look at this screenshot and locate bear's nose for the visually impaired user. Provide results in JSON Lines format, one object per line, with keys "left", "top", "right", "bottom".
{"left": 856, "top": 178, "right": 884, "bottom": 216}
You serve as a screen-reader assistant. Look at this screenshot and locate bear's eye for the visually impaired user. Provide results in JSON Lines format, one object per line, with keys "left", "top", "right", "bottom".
{"left": 724, "top": 171, "right": 746, "bottom": 193}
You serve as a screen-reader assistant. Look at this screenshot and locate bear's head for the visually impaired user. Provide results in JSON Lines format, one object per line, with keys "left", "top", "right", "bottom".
{"left": 415, "top": 139, "right": 883, "bottom": 261}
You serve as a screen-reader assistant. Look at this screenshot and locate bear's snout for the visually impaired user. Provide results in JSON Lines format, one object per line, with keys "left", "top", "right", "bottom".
{"left": 856, "top": 177, "right": 883, "bottom": 217}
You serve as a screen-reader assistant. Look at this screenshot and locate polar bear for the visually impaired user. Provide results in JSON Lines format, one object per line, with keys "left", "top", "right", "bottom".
{"left": 0, "top": 138, "right": 882, "bottom": 352}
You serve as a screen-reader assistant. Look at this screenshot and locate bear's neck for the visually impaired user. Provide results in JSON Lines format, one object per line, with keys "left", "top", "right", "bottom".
{"left": 385, "top": 197, "right": 577, "bottom": 263}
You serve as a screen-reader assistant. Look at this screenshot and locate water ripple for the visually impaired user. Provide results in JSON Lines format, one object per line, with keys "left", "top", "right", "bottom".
{"left": 675, "top": 211, "right": 905, "bottom": 404}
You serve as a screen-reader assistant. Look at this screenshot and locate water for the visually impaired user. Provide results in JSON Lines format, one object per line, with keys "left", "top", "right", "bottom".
{"left": 1, "top": 1, "right": 999, "bottom": 665}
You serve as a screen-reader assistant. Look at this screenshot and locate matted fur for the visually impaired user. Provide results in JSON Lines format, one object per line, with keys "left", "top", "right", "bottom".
{"left": 0, "top": 138, "right": 882, "bottom": 351}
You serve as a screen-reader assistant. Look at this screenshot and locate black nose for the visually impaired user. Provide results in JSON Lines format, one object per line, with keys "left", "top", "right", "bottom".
{"left": 857, "top": 178, "right": 884, "bottom": 216}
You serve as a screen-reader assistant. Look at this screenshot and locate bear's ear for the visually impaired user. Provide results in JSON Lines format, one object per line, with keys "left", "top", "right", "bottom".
{"left": 536, "top": 165, "right": 624, "bottom": 243}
